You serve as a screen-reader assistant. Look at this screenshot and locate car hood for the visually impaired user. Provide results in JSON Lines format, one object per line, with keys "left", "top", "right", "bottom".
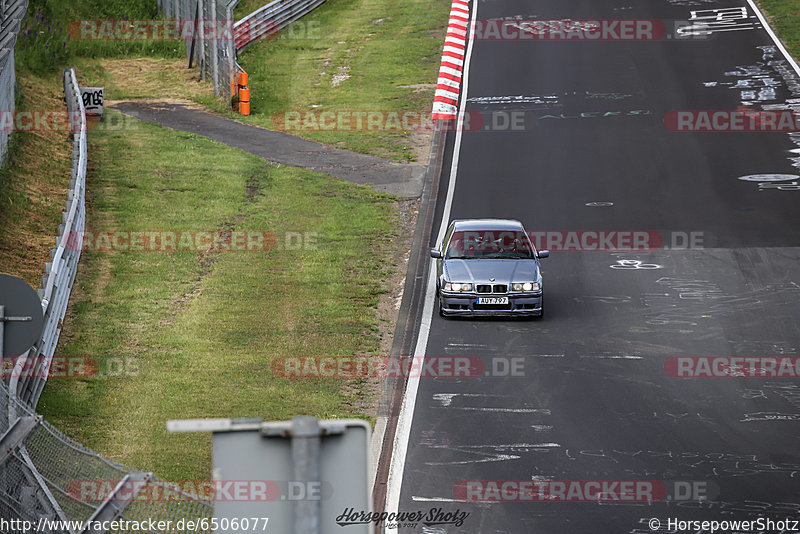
{"left": 442, "top": 259, "right": 540, "bottom": 283}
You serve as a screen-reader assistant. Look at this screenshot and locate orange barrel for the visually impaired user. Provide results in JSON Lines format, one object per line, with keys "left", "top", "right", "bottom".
{"left": 238, "top": 71, "right": 249, "bottom": 87}
{"left": 239, "top": 86, "right": 250, "bottom": 116}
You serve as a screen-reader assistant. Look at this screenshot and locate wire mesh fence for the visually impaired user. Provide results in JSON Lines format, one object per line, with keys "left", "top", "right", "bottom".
{"left": 159, "top": 0, "right": 239, "bottom": 100}
{"left": 158, "top": 0, "right": 328, "bottom": 103}
{"left": 0, "top": 69, "right": 213, "bottom": 534}
{"left": 0, "top": 0, "right": 27, "bottom": 165}
{"left": 1, "top": 380, "right": 214, "bottom": 533}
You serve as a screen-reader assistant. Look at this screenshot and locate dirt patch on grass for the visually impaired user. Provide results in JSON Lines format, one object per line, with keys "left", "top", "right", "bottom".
{"left": 397, "top": 83, "right": 436, "bottom": 93}
{"left": 96, "top": 57, "right": 215, "bottom": 101}
{"left": 409, "top": 130, "right": 434, "bottom": 166}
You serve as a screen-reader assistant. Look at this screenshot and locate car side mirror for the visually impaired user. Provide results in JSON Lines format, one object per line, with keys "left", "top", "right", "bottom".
{"left": 430, "top": 249, "right": 442, "bottom": 259}
{"left": 538, "top": 250, "right": 550, "bottom": 259}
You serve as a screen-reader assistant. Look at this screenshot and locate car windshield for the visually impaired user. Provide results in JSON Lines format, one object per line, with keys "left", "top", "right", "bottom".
{"left": 445, "top": 230, "right": 535, "bottom": 259}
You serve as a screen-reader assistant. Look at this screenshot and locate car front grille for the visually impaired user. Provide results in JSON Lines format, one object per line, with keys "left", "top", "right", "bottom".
{"left": 476, "top": 284, "right": 507, "bottom": 294}
{"left": 474, "top": 303, "right": 512, "bottom": 311}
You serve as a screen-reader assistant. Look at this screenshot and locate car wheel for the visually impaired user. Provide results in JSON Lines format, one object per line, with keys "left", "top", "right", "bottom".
{"left": 438, "top": 297, "right": 446, "bottom": 317}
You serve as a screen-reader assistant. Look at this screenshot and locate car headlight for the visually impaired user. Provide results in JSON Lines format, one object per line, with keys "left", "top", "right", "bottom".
{"left": 444, "top": 282, "right": 472, "bottom": 292}
{"left": 513, "top": 282, "right": 540, "bottom": 291}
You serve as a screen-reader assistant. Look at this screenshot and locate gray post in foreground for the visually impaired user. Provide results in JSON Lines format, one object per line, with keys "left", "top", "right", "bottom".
{"left": 168, "top": 416, "right": 371, "bottom": 534}
{"left": 290, "top": 417, "right": 321, "bottom": 534}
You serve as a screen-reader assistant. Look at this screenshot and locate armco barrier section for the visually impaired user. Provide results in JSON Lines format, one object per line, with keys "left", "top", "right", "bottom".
{"left": 233, "top": 0, "right": 326, "bottom": 51}
{"left": 8, "top": 69, "right": 87, "bottom": 411}
{"left": 0, "top": 0, "right": 28, "bottom": 165}
{"left": 230, "top": 0, "right": 327, "bottom": 108}
{"left": 158, "top": 0, "right": 328, "bottom": 104}
{"left": 0, "top": 68, "right": 213, "bottom": 534}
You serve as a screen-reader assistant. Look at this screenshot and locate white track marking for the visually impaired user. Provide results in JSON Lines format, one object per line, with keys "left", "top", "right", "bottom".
{"left": 433, "top": 407, "right": 552, "bottom": 414}
{"left": 384, "top": 0, "right": 479, "bottom": 522}
{"left": 426, "top": 454, "right": 521, "bottom": 466}
{"left": 412, "top": 496, "right": 473, "bottom": 503}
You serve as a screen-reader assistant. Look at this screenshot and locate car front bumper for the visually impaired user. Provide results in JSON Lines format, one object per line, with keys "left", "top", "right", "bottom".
{"left": 439, "top": 292, "right": 543, "bottom": 316}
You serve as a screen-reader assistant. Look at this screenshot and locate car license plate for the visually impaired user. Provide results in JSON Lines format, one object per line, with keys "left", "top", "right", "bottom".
{"left": 476, "top": 297, "right": 509, "bottom": 305}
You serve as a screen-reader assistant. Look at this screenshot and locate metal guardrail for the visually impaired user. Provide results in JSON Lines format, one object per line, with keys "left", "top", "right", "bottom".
{"left": 229, "top": 0, "right": 326, "bottom": 109}
{"left": 233, "top": 0, "right": 326, "bottom": 52}
{"left": 0, "top": 68, "right": 214, "bottom": 534}
{"left": 0, "top": 0, "right": 331, "bottom": 526}
{"left": 8, "top": 69, "right": 87, "bottom": 412}
{"left": 0, "top": 0, "right": 28, "bottom": 165}
{"left": 159, "top": 0, "right": 327, "bottom": 104}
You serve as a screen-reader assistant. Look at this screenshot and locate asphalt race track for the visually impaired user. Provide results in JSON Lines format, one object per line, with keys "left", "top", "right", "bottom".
{"left": 387, "top": 0, "right": 800, "bottom": 531}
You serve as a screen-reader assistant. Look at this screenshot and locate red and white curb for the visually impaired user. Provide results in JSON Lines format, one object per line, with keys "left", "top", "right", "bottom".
{"left": 432, "top": 0, "right": 470, "bottom": 120}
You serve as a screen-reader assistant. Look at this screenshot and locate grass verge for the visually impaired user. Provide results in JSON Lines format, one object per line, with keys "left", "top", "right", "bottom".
{"left": 756, "top": 0, "right": 800, "bottom": 64}
{"left": 0, "top": 72, "right": 72, "bottom": 287}
{"left": 16, "top": 0, "right": 450, "bottom": 163}
{"left": 216, "top": 0, "right": 452, "bottom": 162}
{"left": 36, "top": 109, "right": 404, "bottom": 481}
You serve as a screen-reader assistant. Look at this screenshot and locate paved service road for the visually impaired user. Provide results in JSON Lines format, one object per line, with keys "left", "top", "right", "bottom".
{"left": 388, "top": 0, "right": 800, "bottom": 531}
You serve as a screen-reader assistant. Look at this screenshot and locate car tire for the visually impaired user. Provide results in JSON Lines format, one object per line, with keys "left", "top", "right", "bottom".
{"left": 435, "top": 284, "right": 443, "bottom": 316}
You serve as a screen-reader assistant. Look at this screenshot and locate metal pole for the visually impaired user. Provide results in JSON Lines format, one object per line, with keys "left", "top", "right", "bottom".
{"left": 189, "top": 0, "right": 199, "bottom": 68}
{"left": 291, "top": 416, "right": 321, "bottom": 534}
{"left": 0, "top": 305, "right": 5, "bottom": 366}
{"left": 211, "top": 2, "right": 219, "bottom": 95}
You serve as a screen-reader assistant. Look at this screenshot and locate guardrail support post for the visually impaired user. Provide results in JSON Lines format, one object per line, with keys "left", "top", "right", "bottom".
{"left": 79, "top": 472, "right": 151, "bottom": 534}
{"left": 0, "top": 415, "right": 39, "bottom": 466}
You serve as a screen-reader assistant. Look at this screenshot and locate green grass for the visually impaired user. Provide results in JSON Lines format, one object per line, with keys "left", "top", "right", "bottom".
{"left": 37, "top": 110, "right": 400, "bottom": 481}
{"left": 0, "top": 72, "right": 76, "bottom": 285}
{"left": 221, "top": 0, "right": 451, "bottom": 162}
{"left": 757, "top": 0, "right": 800, "bottom": 63}
{"left": 17, "top": 0, "right": 184, "bottom": 75}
